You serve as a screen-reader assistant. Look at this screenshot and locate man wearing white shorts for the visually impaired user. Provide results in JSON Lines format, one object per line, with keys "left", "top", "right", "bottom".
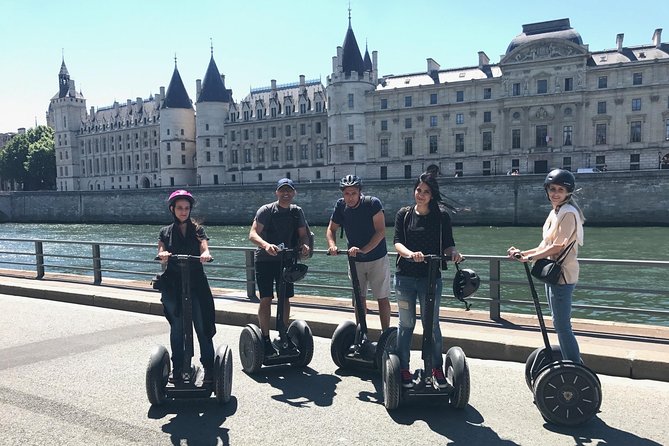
{"left": 326, "top": 175, "right": 391, "bottom": 330}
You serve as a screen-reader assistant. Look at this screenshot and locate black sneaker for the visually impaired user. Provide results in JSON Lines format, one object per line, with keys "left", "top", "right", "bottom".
{"left": 169, "top": 370, "right": 183, "bottom": 385}
{"left": 400, "top": 368, "right": 414, "bottom": 388}
{"left": 203, "top": 369, "right": 214, "bottom": 384}
{"left": 264, "top": 339, "right": 278, "bottom": 358}
{"left": 432, "top": 368, "right": 448, "bottom": 389}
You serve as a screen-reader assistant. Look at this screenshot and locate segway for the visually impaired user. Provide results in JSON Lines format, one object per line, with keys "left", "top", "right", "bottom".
{"left": 146, "top": 255, "right": 233, "bottom": 406}
{"left": 329, "top": 251, "right": 396, "bottom": 372}
{"left": 239, "top": 247, "right": 313, "bottom": 374}
{"left": 382, "top": 255, "right": 471, "bottom": 410}
{"left": 516, "top": 256, "right": 602, "bottom": 426}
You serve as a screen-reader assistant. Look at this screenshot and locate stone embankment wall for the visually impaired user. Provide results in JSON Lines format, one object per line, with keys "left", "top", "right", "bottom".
{"left": 1, "top": 171, "right": 668, "bottom": 226}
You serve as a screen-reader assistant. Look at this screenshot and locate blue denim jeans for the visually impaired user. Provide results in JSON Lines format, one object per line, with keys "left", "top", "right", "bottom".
{"left": 546, "top": 283, "right": 582, "bottom": 363}
{"left": 395, "top": 275, "right": 443, "bottom": 370}
{"left": 161, "top": 291, "right": 215, "bottom": 373}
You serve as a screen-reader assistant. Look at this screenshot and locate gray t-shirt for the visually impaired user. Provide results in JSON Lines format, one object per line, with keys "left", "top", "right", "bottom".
{"left": 254, "top": 201, "right": 306, "bottom": 262}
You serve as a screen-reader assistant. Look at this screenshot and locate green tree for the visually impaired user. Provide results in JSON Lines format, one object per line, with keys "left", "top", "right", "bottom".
{"left": 0, "top": 125, "right": 55, "bottom": 190}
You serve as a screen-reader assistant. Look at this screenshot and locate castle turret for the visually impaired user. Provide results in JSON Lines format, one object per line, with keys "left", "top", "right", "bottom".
{"left": 160, "top": 60, "right": 196, "bottom": 187}
{"left": 195, "top": 50, "right": 230, "bottom": 185}
{"left": 49, "top": 58, "right": 86, "bottom": 191}
{"left": 326, "top": 15, "right": 377, "bottom": 174}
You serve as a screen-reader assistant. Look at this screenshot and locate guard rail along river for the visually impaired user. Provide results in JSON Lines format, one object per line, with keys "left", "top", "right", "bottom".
{"left": 0, "top": 236, "right": 667, "bottom": 383}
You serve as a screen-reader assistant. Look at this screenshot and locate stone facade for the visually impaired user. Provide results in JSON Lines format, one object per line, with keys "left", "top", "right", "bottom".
{"left": 47, "top": 19, "right": 669, "bottom": 192}
{"left": 3, "top": 170, "right": 669, "bottom": 226}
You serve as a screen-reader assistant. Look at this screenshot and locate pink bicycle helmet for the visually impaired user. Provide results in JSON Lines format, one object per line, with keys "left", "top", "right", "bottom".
{"left": 167, "top": 190, "right": 195, "bottom": 209}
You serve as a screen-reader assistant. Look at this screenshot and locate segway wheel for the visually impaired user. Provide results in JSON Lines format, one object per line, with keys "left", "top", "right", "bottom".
{"left": 330, "top": 320, "right": 356, "bottom": 369}
{"left": 239, "top": 324, "right": 264, "bottom": 374}
{"left": 288, "top": 320, "right": 314, "bottom": 368}
{"left": 525, "top": 345, "right": 562, "bottom": 390}
{"left": 382, "top": 351, "right": 401, "bottom": 410}
{"left": 374, "top": 327, "right": 397, "bottom": 372}
{"left": 145, "top": 345, "right": 170, "bottom": 406}
{"left": 214, "top": 344, "right": 233, "bottom": 404}
{"left": 445, "top": 346, "right": 470, "bottom": 409}
{"left": 533, "top": 361, "right": 602, "bottom": 426}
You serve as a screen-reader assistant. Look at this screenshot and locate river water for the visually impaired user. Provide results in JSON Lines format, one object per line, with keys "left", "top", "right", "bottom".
{"left": 0, "top": 223, "right": 667, "bottom": 326}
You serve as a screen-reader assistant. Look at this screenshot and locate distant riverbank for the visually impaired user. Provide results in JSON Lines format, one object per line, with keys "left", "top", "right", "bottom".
{"left": 1, "top": 170, "right": 669, "bottom": 226}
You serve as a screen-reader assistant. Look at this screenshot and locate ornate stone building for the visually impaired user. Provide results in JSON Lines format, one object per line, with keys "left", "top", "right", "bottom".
{"left": 47, "top": 18, "right": 669, "bottom": 191}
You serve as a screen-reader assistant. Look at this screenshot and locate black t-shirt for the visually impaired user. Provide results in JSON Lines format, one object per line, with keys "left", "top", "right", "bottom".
{"left": 393, "top": 205, "right": 455, "bottom": 277}
{"left": 158, "top": 222, "right": 209, "bottom": 276}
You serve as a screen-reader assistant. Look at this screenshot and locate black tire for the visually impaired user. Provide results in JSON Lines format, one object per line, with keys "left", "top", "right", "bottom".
{"left": 239, "top": 324, "right": 264, "bottom": 374}
{"left": 288, "top": 320, "right": 314, "bottom": 368}
{"left": 214, "top": 344, "right": 233, "bottom": 404}
{"left": 445, "top": 346, "right": 470, "bottom": 409}
{"left": 145, "top": 344, "right": 170, "bottom": 406}
{"left": 525, "top": 345, "right": 562, "bottom": 390}
{"left": 533, "top": 361, "right": 602, "bottom": 426}
{"left": 374, "top": 327, "right": 397, "bottom": 371}
{"left": 382, "top": 351, "right": 401, "bottom": 410}
{"left": 330, "top": 320, "right": 356, "bottom": 369}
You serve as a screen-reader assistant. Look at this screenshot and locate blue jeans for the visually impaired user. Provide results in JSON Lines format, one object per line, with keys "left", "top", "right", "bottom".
{"left": 395, "top": 275, "right": 443, "bottom": 370}
{"left": 546, "top": 283, "right": 582, "bottom": 363}
{"left": 161, "top": 291, "right": 215, "bottom": 373}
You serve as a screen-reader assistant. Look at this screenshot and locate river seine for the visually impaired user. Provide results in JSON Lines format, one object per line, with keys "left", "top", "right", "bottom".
{"left": 0, "top": 223, "right": 667, "bottom": 326}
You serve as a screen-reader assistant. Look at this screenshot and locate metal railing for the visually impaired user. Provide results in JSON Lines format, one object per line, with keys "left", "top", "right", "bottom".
{"left": 0, "top": 237, "right": 667, "bottom": 326}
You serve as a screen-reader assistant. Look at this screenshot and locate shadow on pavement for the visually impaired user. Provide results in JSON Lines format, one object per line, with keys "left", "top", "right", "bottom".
{"left": 246, "top": 366, "right": 340, "bottom": 407}
{"left": 545, "top": 416, "right": 664, "bottom": 446}
{"left": 147, "top": 397, "right": 237, "bottom": 446}
{"left": 386, "top": 403, "right": 520, "bottom": 445}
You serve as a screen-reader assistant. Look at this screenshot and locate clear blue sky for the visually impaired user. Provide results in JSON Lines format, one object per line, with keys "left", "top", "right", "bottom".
{"left": 1, "top": 0, "right": 667, "bottom": 133}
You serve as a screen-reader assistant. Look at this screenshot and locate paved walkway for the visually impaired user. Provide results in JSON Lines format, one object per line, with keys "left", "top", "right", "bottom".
{"left": 1, "top": 272, "right": 667, "bottom": 382}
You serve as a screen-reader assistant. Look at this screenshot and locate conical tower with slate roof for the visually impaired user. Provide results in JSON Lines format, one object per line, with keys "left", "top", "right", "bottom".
{"left": 48, "top": 57, "right": 86, "bottom": 191}
{"left": 160, "top": 59, "right": 196, "bottom": 187}
{"left": 195, "top": 48, "right": 231, "bottom": 185}
{"left": 326, "top": 11, "right": 377, "bottom": 172}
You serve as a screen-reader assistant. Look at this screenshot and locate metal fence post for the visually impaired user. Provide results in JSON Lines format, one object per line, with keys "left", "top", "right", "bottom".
{"left": 489, "top": 258, "right": 501, "bottom": 320}
{"left": 92, "top": 244, "right": 102, "bottom": 285}
{"left": 245, "top": 250, "right": 256, "bottom": 299}
{"left": 35, "top": 241, "right": 44, "bottom": 279}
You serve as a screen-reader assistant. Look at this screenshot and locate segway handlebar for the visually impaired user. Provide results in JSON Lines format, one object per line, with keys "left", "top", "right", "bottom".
{"left": 154, "top": 254, "right": 214, "bottom": 262}
{"left": 325, "top": 249, "right": 368, "bottom": 258}
{"left": 403, "top": 254, "right": 466, "bottom": 263}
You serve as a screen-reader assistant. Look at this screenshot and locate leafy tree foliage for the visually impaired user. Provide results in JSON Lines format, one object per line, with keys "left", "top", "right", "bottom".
{"left": 0, "top": 126, "right": 55, "bottom": 190}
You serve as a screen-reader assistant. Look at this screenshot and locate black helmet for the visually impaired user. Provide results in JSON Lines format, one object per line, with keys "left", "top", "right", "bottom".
{"left": 453, "top": 263, "right": 479, "bottom": 310}
{"left": 282, "top": 263, "right": 309, "bottom": 283}
{"left": 339, "top": 174, "right": 362, "bottom": 190}
{"left": 544, "top": 169, "right": 575, "bottom": 193}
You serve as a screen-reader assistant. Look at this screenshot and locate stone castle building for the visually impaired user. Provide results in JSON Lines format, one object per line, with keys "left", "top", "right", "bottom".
{"left": 47, "top": 18, "right": 669, "bottom": 191}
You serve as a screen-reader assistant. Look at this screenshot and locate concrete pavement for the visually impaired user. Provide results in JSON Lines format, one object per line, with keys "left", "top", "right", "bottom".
{"left": 0, "top": 272, "right": 667, "bottom": 382}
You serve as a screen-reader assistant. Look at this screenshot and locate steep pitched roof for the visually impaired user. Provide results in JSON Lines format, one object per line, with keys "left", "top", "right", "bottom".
{"left": 341, "top": 24, "right": 365, "bottom": 75}
{"left": 363, "top": 46, "right": 373, "bottom": 71}
{"left": 197, "top": 56, "right": 231, "bottom": 103}
{"left": 163, "top": 65, "right": 192, "bottom": 109}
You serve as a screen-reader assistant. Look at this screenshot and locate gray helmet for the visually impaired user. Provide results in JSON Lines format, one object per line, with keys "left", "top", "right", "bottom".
{"left": 339, "top": 174, "right": 362, "bottom": 190}
{"left": 544, "top": 169, "right": 575, "bottom": 193}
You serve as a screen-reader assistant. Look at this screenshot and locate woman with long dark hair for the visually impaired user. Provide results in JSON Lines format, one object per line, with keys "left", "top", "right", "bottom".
{"left": 393, "top": 172, "right": 463, "bottom": 389}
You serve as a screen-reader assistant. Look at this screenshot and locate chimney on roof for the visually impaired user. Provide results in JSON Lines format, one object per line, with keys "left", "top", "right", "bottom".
{"left": 616, "top": 33, "right": 624, "bottom": 52}
{"left": 127, "top": 99, "right": 132, "bottom": 108}
{"left": 478, "top": 51, "right": 490, "bottom": 68}
{"left": 196, "top": 79, "right": 202, "bottom": 97}
{"left": 90, "top": 106, "right": 95, "bottom": 117}
{"left": 271, "top": 79, "right": 277, "bottom": 90}
{"left": 427, "top": 58, "right": 440, "bottom": 84}
{"left": 653, "top": 28, "right": 663, "bottom": 48}
{"left": 160, "top": 86, "right": 165, "bottom": 98}
{"left": 299, "top": 75, "right": 305, "bottom": 86}
{"left": 220, "top": 74, "right": 225, "bottom": 84}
